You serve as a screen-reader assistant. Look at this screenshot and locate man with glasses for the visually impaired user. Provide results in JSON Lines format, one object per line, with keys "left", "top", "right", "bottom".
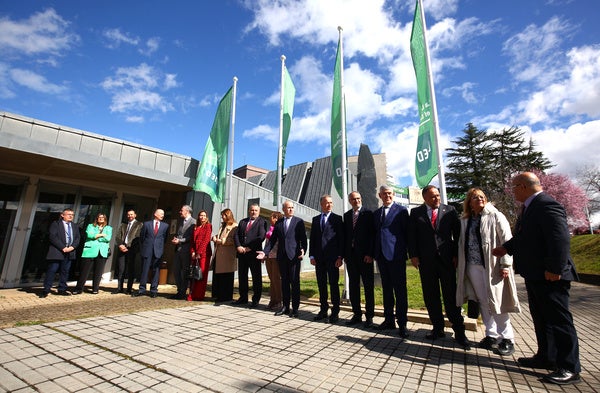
{"left": 41, "top": 208, "right": 80, "bottom": 298}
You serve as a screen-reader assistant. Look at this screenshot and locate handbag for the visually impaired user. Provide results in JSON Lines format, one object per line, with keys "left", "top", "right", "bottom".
{"left": 467, "top": 299, "right": 480, "bottom": 319}
{"left": 189, "top": 258, "right": 202, "bottom": 281}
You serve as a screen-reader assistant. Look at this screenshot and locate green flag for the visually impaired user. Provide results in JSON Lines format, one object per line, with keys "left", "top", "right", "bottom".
{"left": 330, "top": 37, "right": 344, "bottom": 198}
{"left": 274, "top": 67, "right": 296, "bottom": 206}
{"left": 410, "top": 0, "right": 438, "bottom": 188}
{"left": 193, "top": 87, "right": 233, "bottom": 202}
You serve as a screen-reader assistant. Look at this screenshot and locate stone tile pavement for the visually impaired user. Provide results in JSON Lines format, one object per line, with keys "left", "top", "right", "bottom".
{"left": 0, "top": 277, "right": 598, "bottom": 392}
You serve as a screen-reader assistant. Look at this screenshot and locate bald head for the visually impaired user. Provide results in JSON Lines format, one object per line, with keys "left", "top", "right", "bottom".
{"left": 511, "top": 172, "right": 543, "bottom": 202}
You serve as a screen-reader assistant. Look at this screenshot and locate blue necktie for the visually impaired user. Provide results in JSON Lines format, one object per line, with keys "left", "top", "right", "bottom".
{"left": 66, "top": 223, "right": 72, "bottom": 246}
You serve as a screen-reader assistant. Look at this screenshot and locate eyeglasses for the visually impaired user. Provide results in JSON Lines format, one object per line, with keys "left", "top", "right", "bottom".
{"left": 470, "top": 195, "right": 485, "bottom": 200}
{"left": 512, "top": 183, "right": 522, "bottom": 189}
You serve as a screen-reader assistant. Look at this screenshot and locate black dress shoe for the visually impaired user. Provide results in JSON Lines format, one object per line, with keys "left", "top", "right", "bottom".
{"left": 313, "top": 312, "right": 328, "bottom": 321}
{"left": 329, "top": 314, "right": 339, "bottom": 323}
{"left": 150, "top": 292, "right": 158, "bottom": 298}
{"left": 455, "top": 335, "right": 473, "bottom": 350}
{"left": 363, "top": 318, "right": 374, "bottom": 328}
{"left": 398, "top": 326, "right": 409, "bottom": 338}
{"left": 71, "top": 290, "right": 82, "bottom": 295}
{"left": 345, "top": 316, "right": 362, "bottom": 326}
{"left": 289, "top": 310, "right": 299, "bottom": 318}
{"left": 56, "top": 290, "right": 72, "bottom": 296}
{"left": 377, "top": 320, "right": 396, "bottom": 330}
{"left": 425, "top": 329, "right": 446, "bottom": 339}
{"left": 232, "top": 298, "right": 248, "bottom": 305}
{"left": 132, "top": 291, "right": 145, "bottom": 297}
{"left": 248, "top": 301, "right": 259, "bottom": 308}
{"left": 517, "top": 356, "right": 556, "bottom": 370}
{"left": 39, "top": 292, "right": 49, "bottom": 298}
{"left": 275, "top": 307, "right": 290, "bottom": 316}
{"left": 542, "top": 369, "right": 581, "bottom": 385}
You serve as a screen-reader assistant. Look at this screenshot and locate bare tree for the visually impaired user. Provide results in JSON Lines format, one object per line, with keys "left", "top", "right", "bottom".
{"left": 576, "top": 164, "right": 600, "bottom": 233}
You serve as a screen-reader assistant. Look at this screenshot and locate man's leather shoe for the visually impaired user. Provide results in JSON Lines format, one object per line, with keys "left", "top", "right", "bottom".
{"left": 150, "top": 293, "right": 158, "bottom": 298}
{"left": 542, "top": 369, "right": 581, "bottom": 385}
{"left": 313, "top": 312, "right": 328, "bottom": 321}
{"left": 329, "top": 314, "right": 339, "bottom": 323}
{"left": 455, "top": 335, "right": 473, "bottom": 350}
{"left": 132, "top": 291, "right": 145, "bottom": 297}
{"left": 39, "top": 292, "right": 49, "bottom": 298}
{"left": 425, "top": 329, "right": 445, "bottom": 339}
{"left": 232, "top": 298, "right": 248, "bottom": 305}
{"left": 398, "top": 326, "right": 409, "bottom": 338}
{"left": 377, "top": 320, "right": 396, "bottom": 330}
{"left": 289, "top": 310, "right": 299, "bottom": 318}
{"left": 248, "top": 301, "right": 259, "bottom": 308}
{"left": 56, "top": 290, "right": 71, "bottom": 296}
{"left": 363, "top": 318, "right": 373, "bottom": 328}
{"left": 275, "top": 307, "right": 290, "bottom": 316}
{"left": 345, "top": 316, "right": 362, "bottom": 326}
{"left": 71, "top": 290, "right": 82, "bottom": 295}
{"left": 170, "top": 294, "right": 184, "bottom": 300}
{"left": 517, "top": 356, "right": 556, "bottom": 370}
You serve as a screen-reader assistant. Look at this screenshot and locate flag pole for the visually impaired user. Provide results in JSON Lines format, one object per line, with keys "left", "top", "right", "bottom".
{"left": 338, "top": 26, "right": 349, "bottom": 213}
{"left": 226, "top": 76, "right": 238, "bottom": 207}
{"left": 276, "top": 56, "right": 286, "bottom": 212}
{"left": 417, "top": 0, "right": 446, "bottom": 203}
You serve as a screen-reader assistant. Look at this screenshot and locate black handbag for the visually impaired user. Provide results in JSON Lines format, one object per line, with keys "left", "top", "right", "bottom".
{"left": 189, "top": 259, "right": 202, "bottom": 281}
{"left": 467, "top": 299, "right": 480, "bottom": 319}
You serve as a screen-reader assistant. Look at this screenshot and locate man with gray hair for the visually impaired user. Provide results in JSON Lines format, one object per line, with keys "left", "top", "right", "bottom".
{"left": 171, "top": 205, "right": 196, "bottom": 300}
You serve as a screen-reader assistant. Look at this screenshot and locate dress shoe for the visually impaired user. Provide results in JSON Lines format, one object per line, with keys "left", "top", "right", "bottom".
{"left": 289, "top": 310, "right": 299, "bottom": 318}
{"left": 232, "top": 298, "right": 248, "bottom": 305}
{"left": 125, "top": 290, "right": 132, "bottom": 295}
{"left": 248, "top": 301, "right": 259, "bottom": 309}
{"left": 56, "top": 290, "right": 72, "bottom": 296}
{"left": 150, "top": 292, "right": 158, "bottom": 298}
{"left": 132, "top": 291, "right": 145, "bottom": 297}
{"left": 329, "top": 314, "right": 339, "bottom": 323}
{"left": 275, "top": 307, "right": 290, "bottom": 316}
{"left": 313, "top": 312, "right": 328, "bottom": 321}
{"left": 495, "top": 339, "right": 515, "bottom": 356}
{"left": 345, "top": 316, "right": 362, "bottom": 326}
{"left": 377, "top": 320, "right": 396, "bottom": 330}
{"left": 425, "top": 329, "right": 445, "bottom": 339}
{"left": 398, "top": 326, "right": 409, "bottom": 339}
{"left": 91, "top": 291, "right": 99, "bottom": 295}
{"left": 542, "top": 369, "right": 581, "bottom": 385}
{"left": 517, "top": 356, "right": 556, "bottom": 370}
{"left": 455, "top": 335, "right": 473, "bottom": 350}
{"left": 39, "top": 292, "right": 49, "bottom": 298}
{"left": 477, "top": 336, "right": 497, "bottom": 350}
{"left": 363, "top": 318, "right": 374, "bottom": 328}
{"left": 71, "top": 290, "right": 82, "bottom": 295}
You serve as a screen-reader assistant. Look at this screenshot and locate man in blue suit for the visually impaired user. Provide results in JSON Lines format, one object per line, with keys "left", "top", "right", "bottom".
{"left": 133, "top": 208, "right": 169, "bottom": 298}
{"left": 309, "top": 195, "right": 344, "bottom": 323}
{"left": 373, "top": 185, "right": 410, "bottom": 338}
{"left": 408, "top": 185, "right": 470, "bottom": 349}
{"left": 259, "top": 200, "right": 307, "bottom": 318}
{"left": 493, "top": 172, "right": 581, "bottom": 385}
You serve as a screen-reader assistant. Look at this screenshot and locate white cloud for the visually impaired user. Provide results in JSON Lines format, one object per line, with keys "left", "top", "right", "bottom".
{"left": 103, "top": 28, "right": 140, "bottom": 48}
{"left": 140, "top": 37, "right": 160, "bottom": 56}
{"left": 9, "top": 68, "right": 67, "bottom": 94}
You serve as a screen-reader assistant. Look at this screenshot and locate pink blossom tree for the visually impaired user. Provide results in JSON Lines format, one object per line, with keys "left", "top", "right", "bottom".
{"left": 538, "top": 172, "right": 589, "bottom": 231}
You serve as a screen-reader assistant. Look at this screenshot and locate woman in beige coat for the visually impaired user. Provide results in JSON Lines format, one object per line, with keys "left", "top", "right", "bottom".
{"left": 456, "top": 188, "right": 521, "bottom": 356}
{"left": 211, "top": 208, "right": 238, "bottom": 302}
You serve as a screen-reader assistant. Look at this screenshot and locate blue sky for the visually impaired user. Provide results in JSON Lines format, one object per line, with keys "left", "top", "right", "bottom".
{"left": 1, "top": 0, "right": 599, "bottom": 189}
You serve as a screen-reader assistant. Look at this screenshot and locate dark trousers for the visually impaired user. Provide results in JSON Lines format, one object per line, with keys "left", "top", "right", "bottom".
{"left": 43, "top": 257, "right": 71, "bottom": 293}
{"left": 139, "top": 256, "right": 160, "bottom": 294}
{"left": 116, "top": 249, "right": 138, "bottom": 292}
{"left": 525, "top": 279, "right": 580, "bottom": 373}
{"left": 76, "top": 256, "right": 106, "bottom": 292}
{"left": 315, "top": 260, "right": 340, "bottom": 315}
{"left": 279, "top": 257, "right": 301, "bottom": 312}
{"left": 419, "top": 255, "right": 464, "bottom": 334}
{"left": 238, "top": 254, "right": 263, "bottom": 303}
{"left": 346, "top": 250, "right": 375, "bottom": 319}
{"left": 173, "top": 249, "right": 191, "bottom": 296}
{"left": 212, "top": 272, "right": 234, "bottom": 302}
{"left": 376, "top": 257, "right": 408, "bottom": 326}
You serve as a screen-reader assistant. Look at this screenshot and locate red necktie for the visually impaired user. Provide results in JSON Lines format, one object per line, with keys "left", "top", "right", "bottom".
{"left": 431, "top": 209, "right": 438, "bottom": 228}
{"left": 246, "top": 219, "right": 253, "bottom": 232}
{"left": 154, "top": 221, "right": 159, "bottom": 235}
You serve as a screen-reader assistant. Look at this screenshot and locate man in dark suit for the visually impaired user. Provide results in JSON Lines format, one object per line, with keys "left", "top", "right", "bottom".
{"left": 171, "top": 205, "right": 196, "bottom": 300}
{"left": 309, "top": 195, "right": 344, "bottom": 323}
{"left": 41, "top": 208, "right": 81, "bottom": 298}
{"left": 493, "top": 172, "right": 581, "bottom": 385}
{"left": 115, "top": 209, "right": 143, "bottom": 294}
{"left": 234, "top": 203, "right": 268, "bottom": 307}
{"left": 259, "top": 200, "right": 307, "bottom": 318}
{"left": 343, "top": 191, "right": 375, "bottom": 328}
{"left": 408, "top": 185, "right": 470, "bottom": 349}
{"left": 373, "top": 185, "right": 410, "bottom": 338}
{"left": 133, "top": 208, "right": 169, "bottom": 298}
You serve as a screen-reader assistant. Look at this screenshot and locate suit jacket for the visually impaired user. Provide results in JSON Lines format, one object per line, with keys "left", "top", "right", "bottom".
{"left": 115, "top": 220, "right": 143, "bottom": 249}
{"left": 343, "top": 208, "right": 374, "bottom": 260}
{"left": 309, "top": 212, "right": 344, "bottom": 263}
{"left": 46, "top": 219, "right": 81, "bottom": 260}
{"left": 139, "top": 220, "right": 169, "bottom": 259}
{"left": 213, "top": 223, "right": 238, "bottom": 273}
{"left": 175, "top": 217, "right": 196, "bottom": 253}
{"left": 373, "top": 203, "right": 409, "bottom": 262}
{"left": 81, "top": 224, "right": 112, "bottom": 258}
{"left": 264, "top": 216, "right": 307, "bottom": 261}
{"left": 408, "top": 203, "right": 460, "bottom": 264}
{"left": 504, "top": 192, "right": 578, "bottom": 281}
{"left": 234, "top": 216, "right": 267, "bottom": 252}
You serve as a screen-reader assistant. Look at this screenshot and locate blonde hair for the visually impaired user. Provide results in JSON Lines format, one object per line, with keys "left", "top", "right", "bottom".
{"left": 462, "top": 188, "right": 487, "bottom": 219}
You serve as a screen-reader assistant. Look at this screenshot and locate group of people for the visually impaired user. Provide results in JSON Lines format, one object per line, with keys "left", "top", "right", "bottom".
{"left": 40, "top": 171, "right": 581, "bottom": 385}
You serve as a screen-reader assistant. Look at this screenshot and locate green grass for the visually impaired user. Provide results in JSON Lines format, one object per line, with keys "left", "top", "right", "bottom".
{"left": 571, "top": 234, "right": 600, "bottom": 275}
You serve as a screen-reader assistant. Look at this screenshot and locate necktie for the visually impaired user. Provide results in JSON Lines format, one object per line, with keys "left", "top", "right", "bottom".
{"left": 66, "top": 223, "right": 72, "bottom": 246}
{"left": 154, "top": 221, "right": 159, "bottom": 235}
{"left": 124, "top": 222, "right": 132, "bottom": 244}
{"left": 352, "top": 210, "right": 359, "bottom": 228}
{"left": 284, "top": 218, "right": 290, "bottom": 233}
{"left": 431, "top": 209, "right": 438, "bottom": 228}
{"left": 320, "top": 214, "right": 326, "bottom": 230}
{"left": 246, "top": 218, "right": 253, "bottom": 233}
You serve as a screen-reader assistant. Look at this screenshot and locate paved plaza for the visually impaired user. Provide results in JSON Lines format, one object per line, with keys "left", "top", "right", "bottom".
{"left": 0, "top": 276, "right": 598, "bottom": 392}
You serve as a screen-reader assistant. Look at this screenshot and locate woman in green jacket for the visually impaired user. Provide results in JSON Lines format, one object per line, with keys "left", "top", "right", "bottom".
{"left": 73, "top": 213, "right": 112, "bottom": 294}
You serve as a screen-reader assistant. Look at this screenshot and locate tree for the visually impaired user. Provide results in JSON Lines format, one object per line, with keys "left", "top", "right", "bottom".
{"left": 576, "top": 164, "right": 600, "bottom": 233}
{"left": 538, "top": 172, "right": 589, "bottom": 232}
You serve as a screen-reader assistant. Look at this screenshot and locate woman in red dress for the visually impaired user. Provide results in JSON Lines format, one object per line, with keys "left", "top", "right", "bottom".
{"left": 189, "top": 210, "right": 213, "bottom": 300}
